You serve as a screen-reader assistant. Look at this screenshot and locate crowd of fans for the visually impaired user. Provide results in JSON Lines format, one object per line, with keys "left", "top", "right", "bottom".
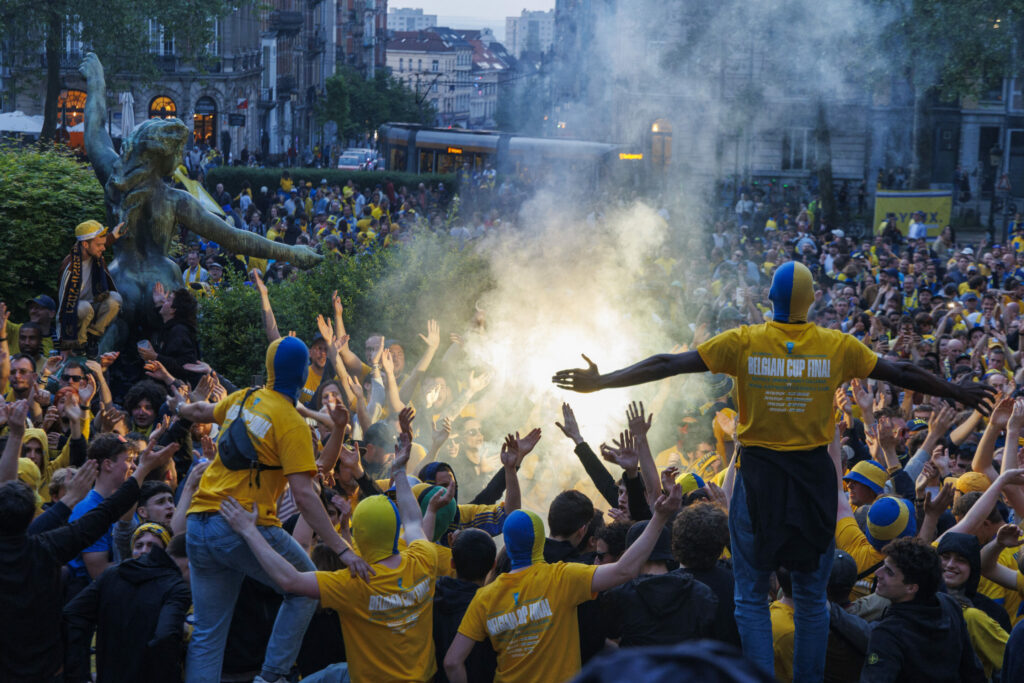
{"left": 8, "top": 172, "right": 1024, "bottom": 683}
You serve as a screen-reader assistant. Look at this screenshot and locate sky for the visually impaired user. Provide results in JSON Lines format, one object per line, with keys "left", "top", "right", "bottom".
{"left": 389, "top": 1, "right": 555, "bottom": 42}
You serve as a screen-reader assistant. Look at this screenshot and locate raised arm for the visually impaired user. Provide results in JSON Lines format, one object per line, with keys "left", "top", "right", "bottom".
{"left": 941, "top": 468, "right": 1024, "bottom": 541}
{"left": 553, "top": 350, "right": 708, "bottom": 393}
{"left": 253, "top": 270, "right": 280, "bottom": 342}
{"left": 627, "top": 401, "right": 661, "bottom": 506}
{"left": 77, "top": 53, "right": 118, "bottom": 186}
{"left": 399, "top": 319, "right": 441, "bottom": 403}
{"left": 868, "top": 357, "right": 996, "bottom": 415}
{"left": 499, "top": 434, "right": 524, "bottom": 514}
{"left": 171, "top": 189, "right": 322, "bottom": 268}
{"left": 980, "top": 524, "right": 1024, "bottom": 590}
{"left": 0, "top": 400, "right": 28, "bottom": 483}
{"left": 393, "top": 407, "right": 426, "bottom": 543}
{"left": 973, "top": 396, "right": 1011, "bottom": 482}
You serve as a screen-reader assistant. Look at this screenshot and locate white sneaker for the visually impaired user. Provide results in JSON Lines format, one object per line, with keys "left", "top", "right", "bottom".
{"left": 253, "top": 675, "right": 287, "bottom": 683}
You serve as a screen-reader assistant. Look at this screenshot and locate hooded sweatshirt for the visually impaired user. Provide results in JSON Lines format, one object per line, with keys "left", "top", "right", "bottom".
{"left": 63, "top": 546, "right": 191, "bottom": 683}
{"left": 432, "top": 576, "right": 497, "bottom": 683}
{"left": 599, "top": 568, "right": 718, "bottom": 647}
{"left": 860, "top": 592, "right": 985, "bottom": 683}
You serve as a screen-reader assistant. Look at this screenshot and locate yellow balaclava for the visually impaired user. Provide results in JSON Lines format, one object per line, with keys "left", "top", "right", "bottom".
{"left": 351, "top": 494, "right": 401, "bottom": 563}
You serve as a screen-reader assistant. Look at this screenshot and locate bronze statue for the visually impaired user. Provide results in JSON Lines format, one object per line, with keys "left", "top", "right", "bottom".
{"left": 78, "top": 52, "right": 320, "bottom": 354}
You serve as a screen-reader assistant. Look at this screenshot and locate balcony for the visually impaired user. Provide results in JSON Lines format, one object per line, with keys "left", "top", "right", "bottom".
{"left": 269, "top": 10, "right": 303, "bottom": 35}
{"left": 307, "top": 29, "right": 326, "bottom": 55}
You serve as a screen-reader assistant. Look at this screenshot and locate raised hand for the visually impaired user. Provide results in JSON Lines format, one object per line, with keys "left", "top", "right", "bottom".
{"left": 135, "top": 442, "right": 179, "bottom": 479}
{"left": 850, "top": 378, "right": 874, "bottom": 417}
{"left": 834, "top": 386, "right": 853, "bottom": 416}
{"left": 996, "top": 523, "right": 1024, "bottom": 549}
{"left": 419, "top": 319, "right": 440, "bottom": 350}
{"left": 554, "top": 402, "right": 583, "bottom": 445}
{"left": 99, "top": 351, "right": 120, "bottom": 369}
{"left": 989, "top": 395, "right": 1014, "bottom": 429}
{"left": 429, "top": 478, "right": 457, "bottom": 510}
{"left": 201, "top": 435, "right": 218, "bottom": 462}
{"left": 660, "top": 466, "right": 679, "bottom": 494}
{"left": 467, "top": 370, "right": 491, "bottom": 395}
{"left": 552, "top": 354, "right": 601, "bottom": 393}
{"left": 6, "top": 399, "right": 29, "bottom": 436}
{"left": 42, "top": 404, "right": 61, "bottom": 432}
{"left": 923, "top": 481, "right": 954, "bottom": 517}
{"left": 62, "top": 460, "right": 99, "bottom": 507}
{"left": 152, "top": 282, "right": 167, "bottom": 307}
{"left": 182, "top": 360, "right": 213, "bottom": 375}
{"left": 42, "top": 355, "right": 63, "bottom": 377}
{"left": 62, "top": 393, "right": 84, "bottom": 423}
{"left": 380, "top": 348, "right": 395, "bottom": 375}
{"left": 928, "top": 402, "right": 956, "bottom": 435}
{"left": 316, "top": 314, "right": 335, "bottom": 346}
{"left": 600, "top": 431, "right": 639, "bottom": 472}
{"left": 653, "top": 482, "right": 683, "bottom": 518}
{"left": 144, "top": 360, "right": 175, "bottom": 385}
{"left": 331, "top": 290, "right": 343, "bottom": 318}
{"left": 327, "top": 399, "right": 350, "bottom": 431}
{"left": 398, "top": 405, "right": 415, "bottom": 436}
{"left": 190, "top": 373, "right": 215, "bottom": 402}
{"left": 431, "top": 416, "right": 452, "bottom": 450}
{"left": 705, "top": 482, "right": 729, "bottom": 511}
{"left": 954, "top": 380, "right": 998, "bottom": 417}
{"left": 626, "top": 401, "right": 653, "bottom": 439}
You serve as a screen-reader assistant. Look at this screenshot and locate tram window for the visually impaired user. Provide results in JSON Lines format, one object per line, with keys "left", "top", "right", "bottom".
{"left": 437, "top": 153, "right": 462, "bottom": 174}
{"left": 391, "top": 148, "right": 407, "bottom": 172}
{"left": 418, "top": 150, "right": 435, "bottom": 173}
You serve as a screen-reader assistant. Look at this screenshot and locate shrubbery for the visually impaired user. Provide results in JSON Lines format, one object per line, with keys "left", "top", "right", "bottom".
{"left": 0, "top": 144, "right": 106, "bottom": 317}
{"left": 205, "top": 166, "right": 456, "bottom": 199}
{"left": 198, "top": 230, "right": 494, "bottom": 383}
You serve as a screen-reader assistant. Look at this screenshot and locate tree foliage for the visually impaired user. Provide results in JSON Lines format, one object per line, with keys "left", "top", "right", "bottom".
{"left": 0, "top": 0, "right": 234, "bottom": 141}
{"left": 0, "top": 143, "right": 106, "bottom": 318}
{"left": 317, "top": 68, "right": 436, "bottom": 140}
{"left": 198, "top": 230, "right": 494, "bottom": 383}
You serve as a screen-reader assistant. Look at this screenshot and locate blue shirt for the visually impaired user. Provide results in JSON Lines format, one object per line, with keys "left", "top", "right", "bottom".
{"left": 67, "top": 489, "right": 112, "bottom": 579}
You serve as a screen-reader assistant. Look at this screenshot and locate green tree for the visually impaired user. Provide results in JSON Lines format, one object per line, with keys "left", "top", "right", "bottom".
{"left": 0, "top": 0, "right": 234, "bottom": 142}
{"left": 874, "top": 0, "right": 1024, "bottom": 188}
{"left": 318, "top": 68, "right": 435, "bottom": 140}
{"left": 0, "top": 143, "right": 105, "bottom": 317}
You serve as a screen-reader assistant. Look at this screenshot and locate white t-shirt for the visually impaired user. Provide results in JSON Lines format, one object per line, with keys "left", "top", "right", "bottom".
{"left": 908, "top": 221, "right": 927, "bottom": 239}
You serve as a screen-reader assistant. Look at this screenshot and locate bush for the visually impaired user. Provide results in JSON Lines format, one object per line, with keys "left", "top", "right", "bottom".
{"left": 0, "top": 144, "right": 106, "bottom": 317}
{"left": 198, "top": 230, "right": 493, "bottom": 383}
{"left": 205, "top": 166, "right": 456, "bottom": 200}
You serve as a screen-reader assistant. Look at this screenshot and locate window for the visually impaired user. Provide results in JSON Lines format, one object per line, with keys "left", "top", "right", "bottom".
{"left": 148, "top": 20, "right": 175, "bottom": 56}
{"left": 418, "top": 58, "right": 422, "bottom": 71}
{"left": 149, "top": 96, "right": 177, "bottom": 119}
{"left": 399, "top": 57, "right": 404, "bottom": 72}
{"left": 432, "top": 59, "right": 439, "bottom": 72}
{"left": 207, "top": 19, "right": 220, "bottom": 57}
{"left": 782, "top": 128, "right": 814, "bottom": 171}
{"left": 57, "top": 89, "right": 87, "bottom": 128}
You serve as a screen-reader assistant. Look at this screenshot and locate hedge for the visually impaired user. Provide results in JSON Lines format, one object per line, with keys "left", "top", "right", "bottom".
{"left": 0, "top": 144, "right": 106, "bottom": 318}
{"left": 197, "top": 228, "right": 494, "bottom": 383}
{"left": 205, "top": 166, "right": 456, "bottom": 199}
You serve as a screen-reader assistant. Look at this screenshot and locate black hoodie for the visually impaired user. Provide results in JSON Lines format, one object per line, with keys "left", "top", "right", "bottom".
{"left": 599, "top": 568, "right": 718, "bottom": 647}
{"left": 936, "top": 532, "right": 1012, "bottom": 632}
{"left": 63, "top": 546, "right": 191, "bottom": 683}
{"left": 860, "top": 592, "right": 985, "bottom": 683}
{"left": 432, "top": 576, "right": 496, "bottom": 683}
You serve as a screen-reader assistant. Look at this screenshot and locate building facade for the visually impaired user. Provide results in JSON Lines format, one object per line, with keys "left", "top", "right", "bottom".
{"left": 387, "top": 8, "right": 437, "bottom": 32}
{"left": 504, "top": 9, "right": 555, "bottom": 59}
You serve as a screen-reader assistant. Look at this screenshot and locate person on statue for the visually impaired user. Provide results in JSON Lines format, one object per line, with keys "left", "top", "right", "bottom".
{"left": 57, "top": 220, "right": 124, "bottom": 353}
{"left": 76, "top": 51, "right": 320, "bottom": 359}
{"left": 552, "top": 261, "right": 997, "bottom": 682}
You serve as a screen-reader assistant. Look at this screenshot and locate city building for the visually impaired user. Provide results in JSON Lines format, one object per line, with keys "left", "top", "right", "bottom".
{"left": 1, "top": 6, "right": 264, "bottom": 157}
{"left": 388, "top": 8, "right": 438, "bottom": 32}
{"left": 504, "top": 9, "right": 555, "bottom": 59}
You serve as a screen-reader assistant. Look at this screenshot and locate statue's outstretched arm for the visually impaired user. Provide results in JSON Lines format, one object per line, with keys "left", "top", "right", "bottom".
{"left": 171, "top": 189, "right": 322, "bottom": 268}
{"left": 79, "top": 52, "right": 118, "bottom": 188}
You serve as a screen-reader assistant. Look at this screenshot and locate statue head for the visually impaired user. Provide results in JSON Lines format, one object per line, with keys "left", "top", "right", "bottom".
{"left": 119, "top": 118, "right": 188, "bottom": 178}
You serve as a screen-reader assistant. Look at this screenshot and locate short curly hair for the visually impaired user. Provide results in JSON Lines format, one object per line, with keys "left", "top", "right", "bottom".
{"left": 594, "top": 520, "right": 631, "bottom": 561}
{"left": 671, "top": 502, "right": 729, "bottom": 570}
{"left": 881, "top": 536, "right": 942, "bottom": 599}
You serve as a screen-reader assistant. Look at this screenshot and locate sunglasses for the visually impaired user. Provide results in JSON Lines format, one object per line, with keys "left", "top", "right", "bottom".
{"left": 64, "top": 375, "right": 84, "bottom": 383}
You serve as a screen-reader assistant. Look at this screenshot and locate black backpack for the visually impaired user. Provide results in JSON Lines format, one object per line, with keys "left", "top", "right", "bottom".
{"left": 217, "top": 388, "right": 281, "bottom": 487}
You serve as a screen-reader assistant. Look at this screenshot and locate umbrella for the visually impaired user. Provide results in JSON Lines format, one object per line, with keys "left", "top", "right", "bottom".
{"left": 0, "top": 111, "right": 44, "bottom": 134}
{"left": 66, "top": 120, "right": 121, "bottom": 136}
{"left": 119, "top": 91, "right": 135, "bottom": 137}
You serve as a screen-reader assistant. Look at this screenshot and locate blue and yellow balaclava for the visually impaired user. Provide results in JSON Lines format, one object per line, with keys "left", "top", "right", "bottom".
{"left": 265, "top": 336, "right": 310, "bottom": 402}
{"left": 351, "top": 494, "right": 401, "bottom": 563}
{"left": 503, "top": 510, "right": 546, "bottom": 571}
{"left": 768, "top": 261, "right": 815, "bottom": 324}
{"left": 413, "top": 483, "right": 458, "bottom": 543}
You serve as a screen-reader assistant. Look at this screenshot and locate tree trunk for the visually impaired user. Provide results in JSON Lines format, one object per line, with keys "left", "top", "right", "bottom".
{"left": 910, "top": 85, "right": 933, "bottom": 190}
{"left": 814, "top": 98, "right": 837, "bottom": 229}
{"left": 39, "top": 8, "right": 62, "bottom": 143}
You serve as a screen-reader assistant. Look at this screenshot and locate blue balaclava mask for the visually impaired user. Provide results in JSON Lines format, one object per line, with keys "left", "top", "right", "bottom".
{"left": 768, "top": 261, "right": 815, "bottom": 324}
{"left": 503, "top": 510, "right": 546, "bottom": 571}
{"left": 265, "top": 336, "right": 310, "bottom": 402}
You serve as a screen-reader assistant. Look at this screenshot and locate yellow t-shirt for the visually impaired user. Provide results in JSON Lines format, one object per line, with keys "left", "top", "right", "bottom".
{"left": 697, "top": 322, "right": 878, "bottom": 450}
{"left": 977, "top": 545, "right": 1022, "bottom": 624}
{"left": 299, "top": 365, "right": 323, "bottom": 405}
{"left": 655, "top": 445, "right": 683, "bottom": 469}
{"left": 835, "top": 516, "right": 883, "bottom": 599}
{"left": 771, "top": 601, "right": 795, "bottom": 682}
{"left": 962, "top": 606, "right": 1008, "bottom": 677}
{"left": 5, "top": 320, "right": 54, "bottom": 357}
{"left": 188, "top": 387, "right": 315, "bottom": 526}
{"left": 315, "top": 539, "right": 439, "bottom": 683}
{"left": 458, "top": 561, "right": 597, "bottom": 683}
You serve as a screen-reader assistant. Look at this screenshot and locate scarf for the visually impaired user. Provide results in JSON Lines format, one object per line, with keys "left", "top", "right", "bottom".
{"left": 57, "top": 243, "right": 116, "bottom": 344}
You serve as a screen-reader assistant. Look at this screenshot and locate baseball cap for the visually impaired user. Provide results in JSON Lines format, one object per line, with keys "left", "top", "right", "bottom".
{"left": 961, "top": 292, "right": 979, "bottom": 302}
{"left": 843, "top": 459, "right": 887, "bottom": 495}
{"left": 961, "top": 247, "right": 974, "bottom": 255}
{"left": 828, "top": 549, "right": 859, "bottom": 597}
{"left": 625, "top": 520, "right": 674, "bottom": 564}
{"left": 865, "top": 496, "right": 917, "bottom": 550}
{"left": 26, "top": 295, "right": 56, "bottom": 311}
{"left": 905, "top": 418, "right": 928, "bottom": 433}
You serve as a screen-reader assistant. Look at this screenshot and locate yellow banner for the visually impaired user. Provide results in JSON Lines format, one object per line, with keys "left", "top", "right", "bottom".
{"left": 873, "top": 190, "right": 952, "bottom": 237}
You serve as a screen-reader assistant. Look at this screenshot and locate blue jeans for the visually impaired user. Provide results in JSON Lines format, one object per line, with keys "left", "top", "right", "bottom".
{"left": 729, "top": 472, "right": 835, "bottom": 682}
{"left": 185, "top": 512, "right": 317, "bottom": 683}
{"left": 302, "top": 662, "right": 350, "bottom": 682}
